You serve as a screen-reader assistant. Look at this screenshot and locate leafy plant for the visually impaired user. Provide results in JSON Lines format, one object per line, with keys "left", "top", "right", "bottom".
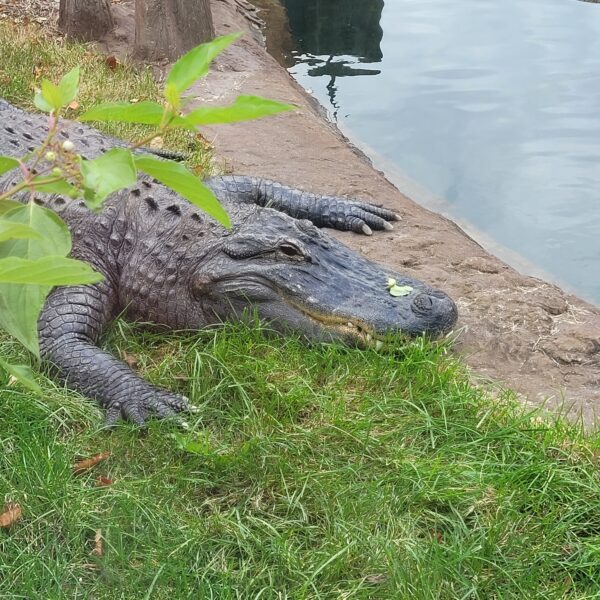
{"left": 0, "top": 32, "right": 295, "bottom": 390}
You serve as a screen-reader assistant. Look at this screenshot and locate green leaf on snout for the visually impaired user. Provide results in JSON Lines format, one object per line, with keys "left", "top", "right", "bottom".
{"left": 389, "top": 285, "right": 413, "bottom": 297}
{"left": 0, "top": 256, "right": 103, "bottom": 285}
{"left": 81, "top": 148, "right": 137, "bottom": 210}
{"left": 166, "top": 32, "right": 242, "bottom": 94}
{"left": 135, "top": 155, "right": 230, "bottom": 227}
{"left": 386, "top": 278, "right": 413, "bottom": 297}
{"left": 180, "top": 95, "right": 296, "bottom": 126}
{"left": 0, "top": 156, "right": 19, "bottom": 176}
{"left": 0, "top": 358, "right": 42, "bottom": 395}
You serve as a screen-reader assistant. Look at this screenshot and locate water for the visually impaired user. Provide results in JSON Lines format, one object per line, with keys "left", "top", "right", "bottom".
{"left": 276, "top": 0, "right": 600, "bottom": 304}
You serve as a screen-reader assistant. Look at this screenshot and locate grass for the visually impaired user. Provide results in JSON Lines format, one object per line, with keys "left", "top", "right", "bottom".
{"left": 1, "top": 323, "right": 600, "bottom": 599}
{"left": 2, "top": 19, "right": 600, "bottom": 600}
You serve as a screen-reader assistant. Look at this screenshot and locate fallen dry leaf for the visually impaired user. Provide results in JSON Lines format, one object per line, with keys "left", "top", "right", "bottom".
{"left": 73, "top": 452, "right": 111, "bottom": 475}
{"left": 0, "top": 503, "right": 22, "bottom": 528}
{"left": 92, "top": 529, "right": 103, "bottom": 556}
{"left": 120, "top": 351, "right": 139, "bottom": 369}
{"left": 105, "top": 55, "right": 119, "bottom": 71}
{"left": 95, "top": 475, "right": 114, "bottom": 487}
{"left": 68, "top": 100, "right": 80, "bottom": 111}
{"left": 430, "top": 530, "right": 444, "bottom": 543}
{"left": 196, "top": 132, "right": 215, "bottom": 151}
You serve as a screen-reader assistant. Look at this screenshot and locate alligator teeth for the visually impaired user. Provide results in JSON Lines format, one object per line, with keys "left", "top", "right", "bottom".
{"left": 347, "top": 322, "right": 354, "bottom": 328}
{"left": 366, "top": 333, "right": 372, "bottom": 342}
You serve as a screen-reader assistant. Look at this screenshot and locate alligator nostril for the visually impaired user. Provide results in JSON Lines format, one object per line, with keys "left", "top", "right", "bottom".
{"left": 411, "top": 293, "right": 434, "bottom": 315}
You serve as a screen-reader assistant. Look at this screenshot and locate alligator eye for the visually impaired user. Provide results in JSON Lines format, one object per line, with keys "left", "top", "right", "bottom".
{"left": 279, "top": 243, "right": 304, "bottom": 259}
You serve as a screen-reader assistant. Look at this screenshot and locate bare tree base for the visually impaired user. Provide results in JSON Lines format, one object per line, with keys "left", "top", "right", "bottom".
{"left": 134, "top": 0, "right": 215, "bottom": 61}
{"left": 59, "top": 0, "right": 114, "bottom": 41}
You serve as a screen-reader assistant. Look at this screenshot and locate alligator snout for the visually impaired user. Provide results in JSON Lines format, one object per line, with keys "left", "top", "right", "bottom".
{"left": 408, "top": 290, "right": 458, "bottom": 336}
{"left": 411, "top": 292, "right": 435, "bottom": 315}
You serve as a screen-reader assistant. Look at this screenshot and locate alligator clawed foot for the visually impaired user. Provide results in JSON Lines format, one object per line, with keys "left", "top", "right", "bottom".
{"left": 104, "top": 391, "right": 197, "bottom": 428}
{"left": 337, "top": 199, "right": 400, "bottom": 235}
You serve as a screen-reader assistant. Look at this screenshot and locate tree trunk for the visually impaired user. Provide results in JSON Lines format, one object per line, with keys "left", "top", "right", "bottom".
{"left": 135, "top": 0, "right": 215, "bottom": 61}
{"left": 58, "top": 0, "right": 114, "bottom": 41}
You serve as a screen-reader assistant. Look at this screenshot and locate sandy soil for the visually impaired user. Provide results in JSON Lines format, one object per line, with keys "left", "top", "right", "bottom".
{"left": 7, "top": 0, "right": 600, "bottom": 423}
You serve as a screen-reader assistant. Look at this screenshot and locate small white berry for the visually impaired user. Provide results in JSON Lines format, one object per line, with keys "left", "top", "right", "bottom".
{"left": 62, "top": 140, "right": 75, "bottom": 152}
{"left": 44, "top": 151, "right": 56, "bottom": 162}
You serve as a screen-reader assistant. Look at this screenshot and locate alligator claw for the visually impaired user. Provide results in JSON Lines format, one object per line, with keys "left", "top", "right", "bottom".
{"left": 103, "top": 391, "right": 193, "bottom": 427}
{"left": 335, "top": 199, "right": 400, "bottom": 235}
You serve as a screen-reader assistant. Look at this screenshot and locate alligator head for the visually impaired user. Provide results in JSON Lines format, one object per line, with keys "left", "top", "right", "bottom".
{"left": 192, "top": 207, "right": 458, "bottom": 344}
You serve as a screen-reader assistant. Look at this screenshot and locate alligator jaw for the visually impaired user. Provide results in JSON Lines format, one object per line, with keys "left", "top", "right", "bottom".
{"left": 288, "top": 300, "right": 384, "bottom": 345}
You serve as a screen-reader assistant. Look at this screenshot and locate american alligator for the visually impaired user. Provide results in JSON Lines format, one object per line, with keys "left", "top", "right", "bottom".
{"left": 0, "top": 100, "right": 457, "bottom": 424}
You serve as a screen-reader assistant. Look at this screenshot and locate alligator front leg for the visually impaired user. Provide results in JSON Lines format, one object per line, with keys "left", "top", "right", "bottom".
{"left": 39, "top": 281, "right": 190, "bottom": 425}
{"left": 205, "top": 176, "right": 400, "bottom": 235}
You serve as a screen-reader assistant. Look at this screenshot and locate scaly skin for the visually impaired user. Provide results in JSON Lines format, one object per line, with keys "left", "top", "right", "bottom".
{"left": 0, "top": 100, "right": 458, "bottom": 424}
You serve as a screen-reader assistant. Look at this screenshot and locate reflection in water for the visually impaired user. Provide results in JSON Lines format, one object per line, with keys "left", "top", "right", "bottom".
{"left": 280, "top": 0, "right": 383, "bottom": 118}
{"left": 277, "top": 0, "right": 600, "bottom": 303}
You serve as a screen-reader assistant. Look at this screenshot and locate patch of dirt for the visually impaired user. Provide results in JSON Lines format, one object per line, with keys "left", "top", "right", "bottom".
{"left": 0, "top": 0, "right": 58, "bottom": 25}
{"left": 6, "top": 0, "right": 600, "bottom": 424}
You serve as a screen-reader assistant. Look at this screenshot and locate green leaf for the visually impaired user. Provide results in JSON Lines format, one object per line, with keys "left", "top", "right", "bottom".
{"left": 166, "top": 32, "right": 242, "bottom": 94}
{"left": 30, "top": 175, "right": 79, "bottom": 198}
{"left": 0, "top": 200, "right": 22, "bottom": 216}
{"left": 389, "top": 285, "right": 414, "bottom": 297}
{"left": 0, "top": 204, "right": 72, "bottom": 355}
{"left": 182, "top": 95, "right": 296, "bottom": 126}
{"left": 164, "top": 82, "right": 181, "bottom": 112}
{"left": 81, "top": 148, "right": 137, "bottom": 209}
{"left": 135, "top": 155, "right": 230, "bottom": 227}
{"left": 58, "top": 67, "right": 80, "bottom": 106}
{"left": 0, "top": 256, "right": 103, "bottom": 285}
{"left": 0, "top": 204, "right": 71, "bottom": 263}
{"left": 33, "top": 68, "right": 80, "bottom": 112}
{"left": 79, "top": 101, "right": 168, "bottom": 125}
{"left": 34, "top": 91, "right": 54, "bottom": 113}
{"left": 0, "top": 156, "right": 19, "bottom": 176}
{"left": 0, "top": 221, "right": 42, "bottom": 243}
{"left": 39, "top": 78, "right": 63, "bottom": 112}
{"left": 0, "top": 358, "right": 42, "bottom": 395}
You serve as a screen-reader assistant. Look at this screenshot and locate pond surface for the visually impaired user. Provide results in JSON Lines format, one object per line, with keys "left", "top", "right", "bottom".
{"left": 276, "top": 0, "right": 600, "bottom": 304}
